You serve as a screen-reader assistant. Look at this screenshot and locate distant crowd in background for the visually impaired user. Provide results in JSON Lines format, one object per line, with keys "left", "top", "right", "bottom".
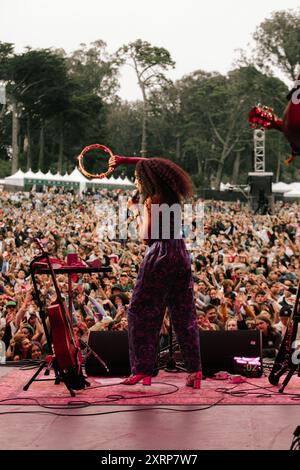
{"left": 0, "top": 187, "right": 300, "bottom": 364}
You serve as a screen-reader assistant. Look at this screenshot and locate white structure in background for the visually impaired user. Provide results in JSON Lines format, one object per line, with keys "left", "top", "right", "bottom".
{"left": 123, "top": 177, "right": 133, "bottom": 186}
{"left": 220, "top": 182, "right": 231, "bottom": 191}
{"left": 4, "top": 168, "right": 134, "bottom": 191}
{"left": 284, "top": 187, "right": 300, "bottom": 198}
{"left": 64, "top": 167, "right": 88, "bottom": 183}
{"left": 283, "top": 183, "right": 300, "bottom": 198}
{"left": 34, "top": 170, "right": 47, "bottom": 180}
{"left": 64, "top": 167, "right": 89, "bottom": 195}
{"left": 90, "top": 176, "right": 110, "bottom": 185}
{"left": 4, "top": 169, "right": 25, "bottom": 187}
{"left": 44, "top": 170, "right": 59, "bottom": 182}
{"left": 0, "top": 82, "right": 6, "bottom": 105}
{"left": 24, "top": 169, "right": 37, "bottom": 179}
{"left": 272, "top": 182, "right": 292, "bottom": 194}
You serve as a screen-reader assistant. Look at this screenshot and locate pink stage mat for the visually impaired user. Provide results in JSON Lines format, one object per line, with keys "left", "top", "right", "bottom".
{"left": 0, "top": 368, "right": 300, "bottom": 406}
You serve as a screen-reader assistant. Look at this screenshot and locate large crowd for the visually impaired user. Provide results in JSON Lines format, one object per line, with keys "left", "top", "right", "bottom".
{"left": 0, "top": 187, "right": 299, "bottom": 365}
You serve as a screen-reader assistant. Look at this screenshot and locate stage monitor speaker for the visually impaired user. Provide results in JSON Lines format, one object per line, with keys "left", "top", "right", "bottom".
{"left": 199, "top": 330, "right": 262, "bottom": 377}
{"left": 85, "top": 329, "right": 262, "bottom": 378}
{"left": 248, "top": 172, "right": 274, "bottom": 213}
{"left": 85, "top": 331, "right": 131, "bottom": 377}
{"left": 248, "top": 174, "right": 272, "bottom": 196}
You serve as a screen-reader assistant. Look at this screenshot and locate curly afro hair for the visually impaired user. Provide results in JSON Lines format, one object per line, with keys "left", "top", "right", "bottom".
{"left": 135, "top": 158, "right": 193, "bottom": 205}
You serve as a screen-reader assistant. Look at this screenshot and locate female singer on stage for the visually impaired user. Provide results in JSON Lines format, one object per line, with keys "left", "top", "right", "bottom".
{"left": 108, "top": 155, "right": 202, "bottom": 389}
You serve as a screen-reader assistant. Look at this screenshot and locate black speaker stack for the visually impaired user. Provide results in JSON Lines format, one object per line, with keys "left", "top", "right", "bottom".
{"left": 248, "top": 172, "right": 274, "bottom": 214}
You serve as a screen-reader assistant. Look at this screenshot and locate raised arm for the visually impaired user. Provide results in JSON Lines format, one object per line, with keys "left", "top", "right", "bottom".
{"left": 108, "top": 155, "right": 147, "bottom": 171}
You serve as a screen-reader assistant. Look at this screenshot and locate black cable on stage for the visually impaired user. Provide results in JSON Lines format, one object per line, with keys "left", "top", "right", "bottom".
{"left": 0, "top": 379, "right": 225, "bottom": 414}
{"left": 0, "top": 397, "right": 225, "bottom": 417}
{"left": 1, "top": 364, "right": 180, "bottom": 400}
{"left": 214, "top": 378, "right": 300, "bottom": 399}
{"left": 3, "top": 365, "right": 300, "bottom": 415}
{"left": 0, "top": 382, "right": 180, "bottom": 408}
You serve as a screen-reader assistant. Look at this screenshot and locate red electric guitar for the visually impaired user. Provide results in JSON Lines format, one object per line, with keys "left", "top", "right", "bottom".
{"left": 249, "top": 74, "right": 300, "bottom": 163}
{"left": 27, "top": 240, "right": 89, "bottom": 394}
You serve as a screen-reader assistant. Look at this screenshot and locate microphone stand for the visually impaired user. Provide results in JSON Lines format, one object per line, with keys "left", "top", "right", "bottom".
{"left": 165, "top": 320, "right": 186, "bottom": 372}
{"left": 158, "top": 313, "right": 186, "bottom": 373}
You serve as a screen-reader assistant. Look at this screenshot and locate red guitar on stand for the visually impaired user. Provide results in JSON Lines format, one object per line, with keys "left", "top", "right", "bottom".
{"left": 249, "top": 73, "right": 300, "bottom": 164}
{"left": 24, "top": 239, "right": 111, "bottom": 396}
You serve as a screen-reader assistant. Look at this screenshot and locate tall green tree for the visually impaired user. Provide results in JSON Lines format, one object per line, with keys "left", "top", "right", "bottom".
{"left": 11, "top": 48, "right": 71, "bottom": 171}
{"left": 164, "top": 66, "right": 288, "bottom": 189}
{"left": 105, "top": 101, "right": 142, "bottom": 155}
{"left": 0, "top": 43, "right": 13, "bottom": 122}
{"left": 68, "top": 40, "right": 119, "bottom": 100}
{"left": 116, "top": 39, "right": 175, "bottom": 157}
{"left": 59, "top": 92, "right": 107, "bottom": 173}
{"left": 253, "top": 9, "right": 300, "bottom": 81}
{"left": 148, "top": 83, "right": 184, "bottom": 161}
{"left": 0, "top": 46, "right": 72, "bottom": 172}
{"left": 0, "top": 42, "right": 20, "bottom": 173}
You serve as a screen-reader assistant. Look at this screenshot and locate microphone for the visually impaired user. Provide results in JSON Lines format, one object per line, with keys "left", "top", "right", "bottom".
{"left": 131, "top": 190, "right": 140, "bottom": 204}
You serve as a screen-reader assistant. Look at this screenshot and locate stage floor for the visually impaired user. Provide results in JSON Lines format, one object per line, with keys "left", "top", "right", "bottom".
{"left": 0, "top": 366, "right": 299, "bottom": 450}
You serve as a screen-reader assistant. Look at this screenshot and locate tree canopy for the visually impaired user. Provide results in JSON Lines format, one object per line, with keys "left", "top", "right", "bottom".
{"left": 0, "top": 8, "right": 299, "bottom": 186}
{"left": 253, "top": 9, "right": 300, "bottom": 81}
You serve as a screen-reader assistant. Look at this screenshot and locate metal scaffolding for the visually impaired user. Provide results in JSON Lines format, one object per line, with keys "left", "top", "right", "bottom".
{"left": 253, "top": 129, "right": 266, "bottom": 172}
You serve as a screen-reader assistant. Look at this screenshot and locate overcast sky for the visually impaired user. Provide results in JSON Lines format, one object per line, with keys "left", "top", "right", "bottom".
{"left": 1, "top": 0, "right": 299, "bottom": 100}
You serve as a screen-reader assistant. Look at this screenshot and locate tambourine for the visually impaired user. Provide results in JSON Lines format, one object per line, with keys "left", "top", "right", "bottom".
{"left": 77, "top": 144, "right": 115, "bottom": 179}
{"left": 78, "top": 144, "right": 146, "bottom": 179}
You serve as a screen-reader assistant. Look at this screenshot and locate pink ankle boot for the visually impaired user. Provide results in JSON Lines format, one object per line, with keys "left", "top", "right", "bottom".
{"left": 186, "top": 371, "right": 202, "bottom": 389}
{"left": 122, "top": 374, "right": 152, "bottom": 386}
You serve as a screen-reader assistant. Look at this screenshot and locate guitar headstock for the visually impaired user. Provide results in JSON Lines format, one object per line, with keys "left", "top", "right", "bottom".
{"left": 249, "top": 104, "right": 275, "bottom": 129}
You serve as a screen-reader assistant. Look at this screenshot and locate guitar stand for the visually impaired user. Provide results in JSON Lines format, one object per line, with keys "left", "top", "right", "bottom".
{"left": 23, "top": 242, "right": 112, "bottom": 397}
{"left": 269, "top": 284, "right": 300, "bottom": 393}
{"left": 271, "top": 317, "right": 300, "bottom": 394}
{"left": 23, "top": 355, "right": 78, "bottom": 397}
{"left": 278, "top": 364, "right": 300, "bottom": 394}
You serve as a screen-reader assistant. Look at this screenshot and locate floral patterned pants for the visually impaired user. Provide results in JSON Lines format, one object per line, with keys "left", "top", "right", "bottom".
{"left": 127, "top": 239, "right": 201, "bottom": 375}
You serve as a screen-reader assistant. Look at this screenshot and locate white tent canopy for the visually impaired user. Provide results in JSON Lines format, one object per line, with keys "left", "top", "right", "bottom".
{"left": 44, "top": 170, "right": 59, "bottom": 181}
{"left": 88, "top": 175, "right": 134, "bottom": 187}
{"left": 272, "top": 182, "right": 292, "bottom": 193}
{"left": 4, "top": 168, "right": 135, "bottom": 189}
{"left": 123, "top": 176, "right": 134, "bottom": 186}
{"left": 284, "top": 188, "right": 300, "bottom": 198}
{"left": 90, "top": 176, "right": 111, "bottom": 185}
{"left": 64, "top": 167, "right": 88, "bottom": 183}
{"left": 110, "top": 176, "right": 127, "bottom": 185}
{"left": 5, "top": 169, "right": 300, "bottom": 194}
{"left": 23, "top": 169, "right": 37, "bottom": 179}
{"left": 34, "top": 170, "right": 47, "bottom": 180}
{"left": 53, "top": 172, "right": 64, "bottom": 180}
{"left": 5, "top": 169, "right": 25, "bottom": 186}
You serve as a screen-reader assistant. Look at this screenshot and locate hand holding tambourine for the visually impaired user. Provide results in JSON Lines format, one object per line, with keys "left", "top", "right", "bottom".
{"left": 77, "top": 143, "right": 146, "bottom": 179}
